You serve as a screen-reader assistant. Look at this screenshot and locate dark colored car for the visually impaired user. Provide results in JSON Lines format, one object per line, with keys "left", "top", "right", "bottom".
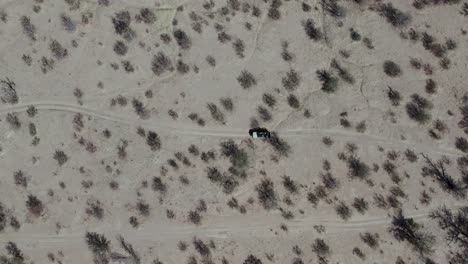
{"left": 249, "top": 128, "right": 271, "bottom": 138}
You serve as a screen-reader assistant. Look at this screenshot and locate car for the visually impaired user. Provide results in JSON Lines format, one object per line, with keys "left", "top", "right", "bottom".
{"left": 249, "top": 128, "right": 271, "bottom": 138}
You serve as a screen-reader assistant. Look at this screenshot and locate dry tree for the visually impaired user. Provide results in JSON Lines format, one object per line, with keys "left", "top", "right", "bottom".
{"left": 320, "top": 0, "right": 345, "bottom": 18}
{"left": 421, "top": 154, "right": 467, "bottom": 198}
{"left": 0, "top": 78, "right": 18, "bottom": 104}
{"left": 388, "top": 210, "right": 435, "bottom": 255}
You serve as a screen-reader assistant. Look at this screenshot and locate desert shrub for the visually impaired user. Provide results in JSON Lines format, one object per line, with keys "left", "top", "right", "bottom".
{"left": 331, "top": 59, "right": 354, "bottom": 84}
{"left": 131, "top": 98, "right": 148, "bottom": 118}
{"left": 287, "top": 94, "right": 300, "bottom": 109}
{"left": 6, "top": 113, "right": 21, "bottom": 129}
{"left": 320, "top": 0, "right": 344, "bottom": 17}
{"left": 282, "top": 69, "right": 301, "bottom": 91}
{"left": 302, "top": 19, "right": 322, "bottom": 40}
{"left": 316, "top": 70, "right": 338, "bottom": 93}
{"left": 220, "top": 97, "right": 233, "bottom": 112}
{"left": 386, "top": 87, "right": 402, "bottom": 106}
{"left": 360, "top": 232, "right": 379, "bottom": 249}
{"left": 136, "top": 200, "right": 150, "bottom": 216}
{"left": 322, "top": 137, "right": 333, "bottom": 146}
{"left": 193, "top": 237, "right": 210, "bottom": 257}
{"left": 351, "top": 197, "right": 368, "bottom": 214}
{"left": 321, "top": 172, "right": 338, "bottom": 190}
{"left": 262, "top": 93, "right": 276, "bottom": 108}
{"left": 176, "top": 60, "right": 190, "bottom": 74}
{"left": 282, "top": 176, "right": 298, "bottom": 193}
{"left": 243, "top": 254, "right": 262, "bottom": 264}
{"left": 237, "top": 70, "right": 256, "bottom": 89}
{"left": 139, "top": 8, "right": 156, "bottom": 24}
{"left": 0, "top": 203, "right": 6, "bottom": 232}
{"left": 233, "top": 38, "right": 245, "bottom": 58}
{"left": 206, "top": 56, "right": 216, "bottom": 67}
{"left": 389, "top": 210, "right": 435, "bottom": 255}
{"left": 61, "top": 14, "right": 75, "bottom": 32}
{"left": 20, "top": 16, "right": 36, "bottom": 41}
{"left": 188, "top": 210, "right": 201, "bottom": 225}
{"left": 53, "top": 150, "right": 68, "bottom": 166}
{"left": 311, "top": 238, "right": 330, "bottom": 258}
{"left": 3, "top": 242, "right": 24, "bottom": 263}
{"left": 152, "top": 177, "right": 167, "bottom": 193}
{"left": 13, "top": 170, "right": 27, "bottom": 187}
{"left": 347, "top": 156, "right": 370, "bottom": 180}
{"left": 146, "top": 131, "right": 161, "bottom": 151}
{"left": 220, "top": 140, "right": 249, "bottom": 169}
{"left": 25, "top": 195, "right": 43, "bottom": 216}
{"left": 256, "top": 179, "right": 277, "bottom": 210}
{"left": 207, "top": 103, "right": 225, "bottom": 124}
{"left": 188, "top": 145, "right": 199, "bottom": 156}
{"left": 267, "top": 133, "right": 291, "bottom": 156}
{"left": 404, "top": 149, "right": 419, "bottom": 163}
{"left": 406, "top": 94, "right": 432, "bottom": 124}
{"left": 112, "top": 10, "right": 132, "bottom": 36}
{"left": 152, "top": 52, "right": 173, "bottom": 76}
{"left": 377, "top": 3, "right": 410, "bottom": 27}
{"left": 121, "top": 60, "right": 134, "bottom": 73}
{"left": 335, "top": 201, "right": 352, "bottom": 220}
{"left": 113, "top": 41, "right": 128, "bottom": 56}
{"left": 86, "top": 201, "right": 104, "bottom": 220}
{"left": 383, "top": 60, "right": 401, "bottom": 77}
{"left": 49, "top": 40, "right": 68, "bottom": 60}
{"left": 455, "top": 137, "right": 467, "bottom": 153}
{"left": 257, "top": 106, "right": 272, "bottom": 122}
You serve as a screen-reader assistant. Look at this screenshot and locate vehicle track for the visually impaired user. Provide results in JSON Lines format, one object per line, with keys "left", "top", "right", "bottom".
{"left": 0, "top": 102, "right": 462, "bottom": 157}
{"left": 0, "top": 206, "right": 462, "bottom": 244}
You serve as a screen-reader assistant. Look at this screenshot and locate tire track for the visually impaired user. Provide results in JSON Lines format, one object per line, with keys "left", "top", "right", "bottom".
{"left": 0, "top": 102, "right": 462, "bottom": 157}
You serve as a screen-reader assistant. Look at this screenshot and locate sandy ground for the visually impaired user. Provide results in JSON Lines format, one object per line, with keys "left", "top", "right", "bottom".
{"left": 0, "top": 0, "right": 467, "bottom": 263}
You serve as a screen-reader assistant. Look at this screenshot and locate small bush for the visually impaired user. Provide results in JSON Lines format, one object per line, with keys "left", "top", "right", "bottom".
{"left": 387, "top": 87, "right": 402, "bottom": 106}
{"left": 360, "top": 232, "right": 379, "bottom": 249}
{"left": 139, "top": 8, "right": 156, "bottom": 24}
{"left": 317, "top": 70, "right": 338, "bottom": 93}
{"left": 406, "top": 94, "right": 432, "bottom": 124}
{"left": 302, "top": 19, "right": 322, "bottom": 40}
{"left": 220, "top": 97, "right": 233, "bottom": 112}
{"left": 20, "top": 16, "right": 36, "bottom": 41}
{"left": 282, "top": 176, "right": 298, "bottom": 193}
{"left": 233, "top": 39, "right": 245, "bottom": 58}
{"left": 207, "top": 103, "right": 225, "bottom": 124}
{"left": 262, "top": 93, "right": 276, "bottom": 108}
{"left": 53, "top": 150, "right": 68, "bottom": 166}
{"left": 146, "top": 131, "right": 161, "bottom": 151}
{"left": 237, "top": 70, "right": 256, "bottom": 89}
{"left": 26, "top": 195, "right": 43, "bottom": 216}
{"left": 267, "top": 133, "right": 291, "bottom": 156}
{"left": 85, "top": 201, "right": 104, "bottom": 220}
{"left": 113, "top": 41, "right": 128, "bottom": 56}
{"left": 311, "top": 238, "right": 331, "bottom": 258}
{"left": 377, "top": 3, "right": 410, "bottom": 27}
{"left": 347, "top": 156, "right": 370, "bottom": 180}
{"left": 352, "top": 197, "right": 368, "bottom": 214}
{"left": 256, "top": 179, "right": 277, "bottom": 210}
{"left": 257, "top": 106, "right": 272, "bottom": 121}
{"left": 335, "top": 201, "right": 352, "bottom": 220}
{"left": 152, "top": 52, "right": 173, "bottom": 76}
{"left": 383, "top": 60, "right": 401, "bottom": 77}
{"left": 13, "top": 170, "right": 28, "bottom": 187}
{"left": 282, "top": 69, "right": 301, "bottom": 91}
{"left": 152, "top": 177, "right": 167, "bottom": 193}
{"left": 49, "top": 40, "right": 68, "bottom": 60}
{"left": 188, "top": 210, "right": 201, "bottom": 225}
{"left": 287, "top": 94, "right": 300, "bottom": 109}
{"left": 455, "top": 137, "right": 468, "bottom": 153}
